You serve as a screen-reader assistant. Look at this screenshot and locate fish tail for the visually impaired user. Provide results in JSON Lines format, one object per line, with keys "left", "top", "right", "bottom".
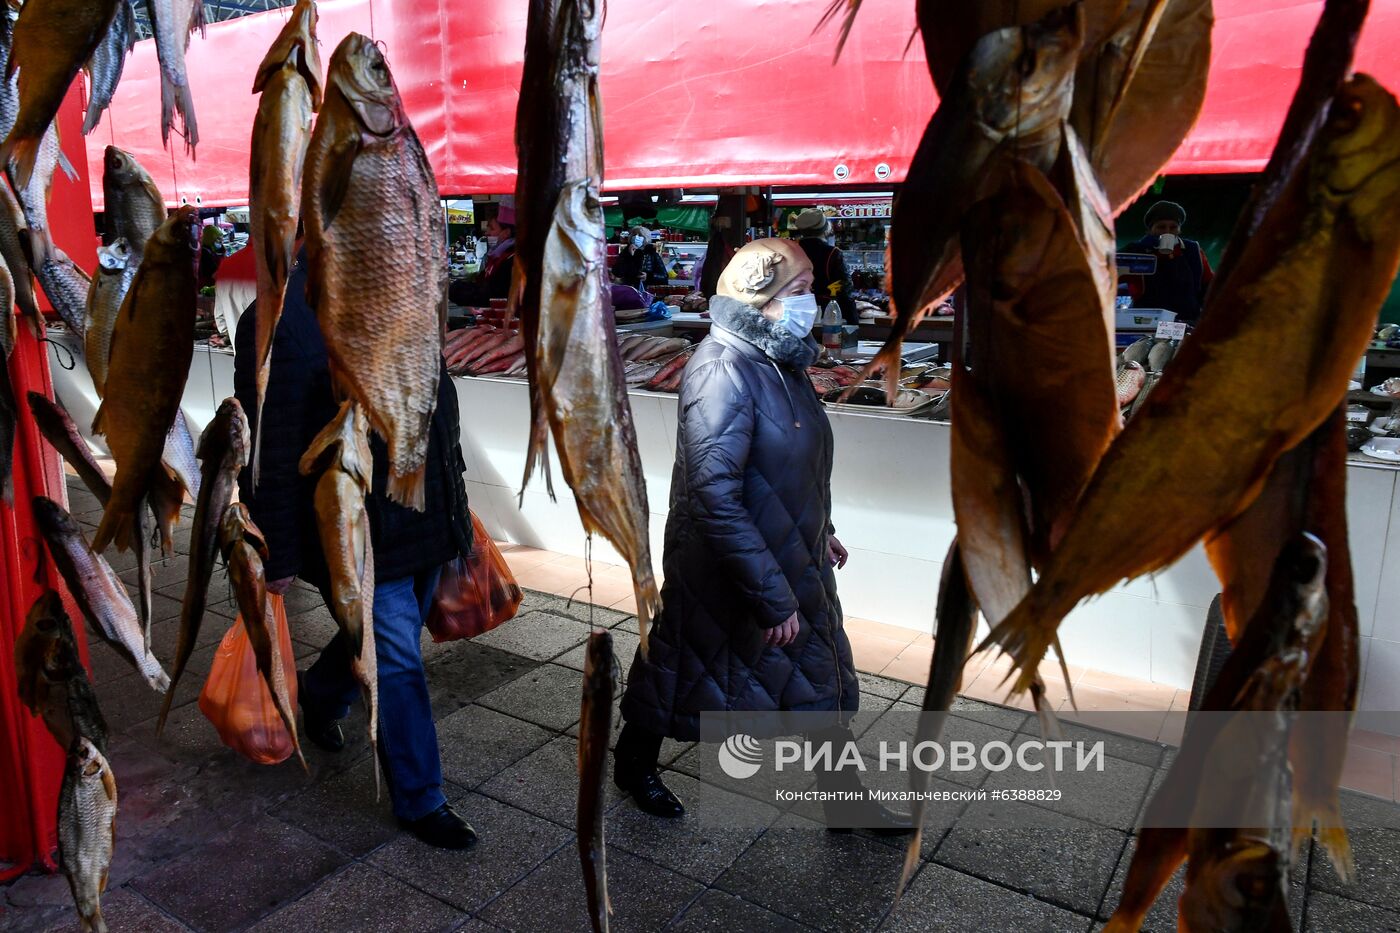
{"left": 842, "top": 339, "right": 904, "bottom": 403}
{"left": 1, "top": 133, "right": 38, "bottom": 192}
{"left": 91, "top": 497, "right": 135, "bottom": 555}
{"left": 386, "top": 465, "right": 426, "bottom": 511}
{"left": 1296, "top": 797, "right": 1354, "bottom": 882}
{"left": 160, "top": 76, "right": 200, "bottom": 150}
{"left": 134, "top": 503, "right": 153, "bottom": 648}
{"left": 980, "top": 604, "right": 1056, "bottom": 699}
{"left": 895, "top": 828, "right": 922, "bottom": 902}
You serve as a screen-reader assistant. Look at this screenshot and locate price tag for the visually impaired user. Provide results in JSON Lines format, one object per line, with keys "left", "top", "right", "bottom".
{"left": 1347, "top": 406, "right": 1372, "bottom": 423}
{"left": 1155, "top": 321, "right": 1188, "bottom": 340}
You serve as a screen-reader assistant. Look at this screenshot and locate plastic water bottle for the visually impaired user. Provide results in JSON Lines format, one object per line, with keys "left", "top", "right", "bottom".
{"left": 821, "top": 300, "right": 843, "bottom": 357}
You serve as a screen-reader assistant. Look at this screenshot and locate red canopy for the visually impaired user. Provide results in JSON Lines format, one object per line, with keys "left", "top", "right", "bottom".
{"left": 81, "top": 0, "right": 1400, "bottom": 210}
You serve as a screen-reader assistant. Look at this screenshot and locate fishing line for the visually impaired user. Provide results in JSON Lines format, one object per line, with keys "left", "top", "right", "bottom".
{"left": 368, "top": 0, "right": 376, "bottom": 40}
{"left": 40, "top": 336, "right": 76, "bottom": 371}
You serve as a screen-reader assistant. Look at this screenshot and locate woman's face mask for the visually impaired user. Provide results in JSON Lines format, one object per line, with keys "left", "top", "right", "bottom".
{"left": 777, "top": 293, "right": 819, "bottom": 337}
{"left": 1155, "top": 233, "right": 1181, "bottom": 253}
{"left": 631, "top": 235, "right": 646, "bottom": 249}
{"left": 486, "top": 236, "right": 499, "bottom": 249}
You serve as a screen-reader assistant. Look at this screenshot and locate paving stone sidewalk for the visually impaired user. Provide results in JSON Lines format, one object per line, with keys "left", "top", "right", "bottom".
{"left": 4, "top": 479, "right": 1400, "bottom": 932}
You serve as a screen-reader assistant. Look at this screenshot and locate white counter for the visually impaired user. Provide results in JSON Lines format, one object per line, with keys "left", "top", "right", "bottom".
{"left": 47, "top": 333, "right": 1400, "bottom": 704}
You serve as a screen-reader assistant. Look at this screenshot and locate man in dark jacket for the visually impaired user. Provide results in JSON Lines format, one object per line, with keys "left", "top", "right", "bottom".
{"left": 617, "top": 239, "right": 903, "bottom": 832}
{"left": 792, "top": 209, "right": 857, "bottom": 325}
{"left": 233, "top": 248, "right": 476, "bottom": 849}
{"left": 1123, "top": 200, "right": 1215, "bottom": 325}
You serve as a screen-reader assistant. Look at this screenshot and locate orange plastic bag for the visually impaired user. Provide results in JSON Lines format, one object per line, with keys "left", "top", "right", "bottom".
{"left": 426, "top": 511, "right": 524, "bottom": 642}
{"left": 198, "top": 594, "right": 298, "bottom": 764}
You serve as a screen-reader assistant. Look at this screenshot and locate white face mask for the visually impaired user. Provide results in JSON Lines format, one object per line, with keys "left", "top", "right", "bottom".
{"left": 486, "top": 236, "right": 499, "bottom": 249}
{"left": 1155, "top": 233, "right": 1181, "bottom": 253}
{"left": 631, "top": 235, "right": 646, "bottom": 249}
{"left": 777, "top": 293, "right": 819, "bottom": 337}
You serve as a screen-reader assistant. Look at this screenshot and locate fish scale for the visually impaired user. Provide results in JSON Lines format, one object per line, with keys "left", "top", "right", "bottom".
{"left": 58, "top": 737, "right": 117, "bottom": 933}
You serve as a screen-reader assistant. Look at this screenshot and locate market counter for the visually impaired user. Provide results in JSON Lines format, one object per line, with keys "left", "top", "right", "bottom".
{"left": 453, "top": 372, "right": 1400, "bottom": 698}
{"left": 43, "top": 330, "right": 1400, "bottom": 704}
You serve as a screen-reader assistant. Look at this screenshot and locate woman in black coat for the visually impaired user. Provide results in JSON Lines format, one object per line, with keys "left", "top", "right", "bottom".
{"left": 617, "top": 240, "right": 901, "bottom": 831}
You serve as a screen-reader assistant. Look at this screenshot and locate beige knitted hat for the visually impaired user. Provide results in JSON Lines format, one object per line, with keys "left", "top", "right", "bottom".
{"left": 717, "top": 238, "right": 811, "bottom": 307}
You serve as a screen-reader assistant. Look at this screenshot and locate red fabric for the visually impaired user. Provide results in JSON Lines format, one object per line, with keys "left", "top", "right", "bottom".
{"left": 1, "top": 84, "right": 94, "bottom": 882}
{"left": 82, "top": 0, "right": 1400, "bottom": 209}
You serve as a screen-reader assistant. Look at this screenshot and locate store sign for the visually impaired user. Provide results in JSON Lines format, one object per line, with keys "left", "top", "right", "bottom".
{"left": 834, "top": 201, "right": 892, "bottom": 219}
{"left": 445, "top": 198, "right": 475, "bottom": 225}
{"left": 1155, "top": 321, "right": 1188, "bottom": 340}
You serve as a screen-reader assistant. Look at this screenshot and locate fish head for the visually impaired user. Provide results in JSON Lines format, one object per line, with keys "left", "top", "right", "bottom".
{"left": 254, "top": 0, "right": 324, "bottom": 109}
{"left": 1315, "top": 75, "right": 1400, "bottom": 238}
{"left": 327, "top": 32, "right": 406, "bottom": 137}
{"left": 968, "top": 1, "right": 1084, "bottom": 134}
{"left": 30, "top": 494, "right": 80, "bottom": 542}
{"left": 1179, "top": 839, "right": 1286, "bottom": 930}
{"left": 147, "top": 206, "right": 201, "bottom": 269}
{"left": 16, "top": 591, "right": 74, "bottom": 704}
{"left": 198, "top": 397, "right": 251, "bottom": 468}
{"left": 96, "top": 238, "right": 133, "bottom": 273}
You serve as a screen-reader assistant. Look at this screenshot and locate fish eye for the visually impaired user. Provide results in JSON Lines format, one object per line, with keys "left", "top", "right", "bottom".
{"left": 1328, "top": 95, "right": 1364, "bottom": 134}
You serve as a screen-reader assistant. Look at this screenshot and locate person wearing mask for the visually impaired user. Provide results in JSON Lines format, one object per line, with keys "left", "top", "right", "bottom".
{"left": 611, "top": 225, "right": 668, "bottom": 292}
{"left": 233, "top": 248, "right": 477, "bottom": 849}
{"left": 792, "top": 209, "right": 857, "bottom": 325}
{"left": 1123, "top": 200, "right": 1215, "bottom": 325}
{"left": 614, "top": 239, "right": 907, "bottom": 834}
{"left": 448, "top": 201, "right": 516, "bottom": 306}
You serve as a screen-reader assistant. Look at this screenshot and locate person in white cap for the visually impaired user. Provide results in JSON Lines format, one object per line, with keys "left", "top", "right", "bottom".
{"left": 792, "top": 208, "right": 857, "bottom": 325}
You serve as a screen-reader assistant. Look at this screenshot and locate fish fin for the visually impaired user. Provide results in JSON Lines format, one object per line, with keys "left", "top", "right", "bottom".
{"left": 1297, "top": 799, "right": 1354, "bottom": 882}
{"left": 299, "top": 401, "right": 350, "bottom": 476}
{"left": 1051, "top": 636, "right": 1077, "bottom": 711}
{"left": 982, "top": 601, "right": 1056, "bottom": 699}
{"left": 0, "top": 133, "right": 38, "bottom": 191}
{"left": 134, "top": 499, "right": 153, "bottom": 648}
{"left": 319, "top": 135, "right": 363, "bottom": 230}
{"left": 56, "top": 148, "right": 77, "bottom": 182}
{"left": 91, "top": 499, "right": 134, "bottom": 555}
{"left": 386, "top": 466, "right": 426, "bottom": 511}
{"left": 90, "top": 402, "right": 108, "bottom": 438}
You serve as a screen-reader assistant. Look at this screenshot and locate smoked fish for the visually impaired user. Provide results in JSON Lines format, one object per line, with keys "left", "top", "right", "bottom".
{"left": 986, "top": 75, "right": 1400, "bottom": 695}
{"left": 0, "top": 178, "right": 40, "bottom": 327}
{"left": 302, "top": 33, "right": 444, "bottom": 510}
{"left": 1105, "top": 534, "right": 1327, "bottom": 932}
{"left": 15, "top": 590, "right": 108, "bottom": 755}
{"left": 33, "top": 495, "right": 169, "bottom": 692}
{"left": 35, "top": 247, "right": 89, "bottom": 340}
{"left": 300, "top": 400, "right": 378, "bottom": 785}
{"left": 58, "top": 737, "right": 117, "bottom": 933}
{"left": 249, "top": 0, "right": 322, "bottom": 486}
{"left": 220, "top": 502, "right": 304, "bottom": 769}
{"left": 81, "top": 0, "right": 135, "bottom": 135}
{"left": 84, "top": 238, "right": 135, "bottom": 397}
{"left": 515, "top": 0, "right": 661, "bottom": 650}
{"left": 102, "top": 146, "right": 165, "bottom": 255}
{"left": 0, "top": 0, "right": 117, "bottom": 187}
{"left": 91, "top": 206, "right": 199, "bottom": 554}
{"left": 159, "top": 397, "right": 248, "bottom": 734}
{"left": 149, "top": 0, "right": 202, "bottom": 150}
{"left": 578, "top": 629, "right": 617, "bottom": 933}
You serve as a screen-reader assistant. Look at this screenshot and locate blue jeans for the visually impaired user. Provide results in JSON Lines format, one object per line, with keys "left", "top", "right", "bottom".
{"left": 304, "top": 567, "right": 444, "bottom": 821}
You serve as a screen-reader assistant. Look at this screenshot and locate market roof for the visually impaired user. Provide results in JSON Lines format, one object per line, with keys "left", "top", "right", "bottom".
{"left": 83, "top": 0, "right": 1400, "bottom": 210}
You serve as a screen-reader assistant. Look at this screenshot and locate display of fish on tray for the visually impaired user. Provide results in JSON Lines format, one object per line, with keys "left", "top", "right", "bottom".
{"left": 302, "top": 32, "right": 445, "bottom": 511}
{"left": 513, "top": 0, "right": 660, "bottom": 649}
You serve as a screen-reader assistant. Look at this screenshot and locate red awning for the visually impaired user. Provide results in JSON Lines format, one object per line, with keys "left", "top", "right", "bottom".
{"left": 80, "top": 0, "right": 1400, "bottom": 210}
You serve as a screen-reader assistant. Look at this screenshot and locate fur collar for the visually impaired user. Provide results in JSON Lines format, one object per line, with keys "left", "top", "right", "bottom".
{"left": 708, "top": 296, "right": 818, "bottom": 369}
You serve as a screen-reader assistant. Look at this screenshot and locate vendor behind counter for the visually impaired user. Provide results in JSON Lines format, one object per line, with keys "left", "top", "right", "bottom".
{"left": 448, "top": 201, "right": 516, "bottom": 306}
{"left": 793, "top": 209, "right": 858, "bottom": 326}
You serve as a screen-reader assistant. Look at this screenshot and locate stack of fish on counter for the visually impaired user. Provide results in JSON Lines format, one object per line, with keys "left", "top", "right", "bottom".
{"left": 1115, "top": 335, "right": 1180, "bottom": 418}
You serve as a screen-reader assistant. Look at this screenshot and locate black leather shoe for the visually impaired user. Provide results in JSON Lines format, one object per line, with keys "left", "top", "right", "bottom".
{"left": 401, "top": 803, "right": 478, "bottom": 850}
{"left": 297, "top": 671, "right": 345, "bottom": 752}
{"left": 614, "top": 769, "right": 685, "bottom": 818}
{"left": 825, "top": 801, "right": 915, "bottom": 837}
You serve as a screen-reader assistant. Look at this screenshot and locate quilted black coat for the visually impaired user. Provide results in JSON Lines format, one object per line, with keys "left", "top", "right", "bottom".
{"left": 232, "top": 252, "right": 472, "bottom": 587}
{"left": 620, "top": 296, "right": 859, "bottom": 740}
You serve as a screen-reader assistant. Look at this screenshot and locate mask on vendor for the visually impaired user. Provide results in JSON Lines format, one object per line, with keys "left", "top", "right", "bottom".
{"left": 631, "top": 234, "right": 646, "bottom": 249}
{"left": 486, "top": 236, "right": 499, "bottom": 249}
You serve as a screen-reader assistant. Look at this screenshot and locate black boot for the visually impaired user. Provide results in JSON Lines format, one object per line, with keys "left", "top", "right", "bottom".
{"left": 297, "top": 671, "right": 345, "bottom": 752}
{"left": 614, "top": 722, "right": 685, "bottom": 818}
{"left": 400, "top": 803, "right": 478, "bottom": 850}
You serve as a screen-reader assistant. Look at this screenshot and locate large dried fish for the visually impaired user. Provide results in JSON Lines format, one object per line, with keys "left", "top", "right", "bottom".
{"left": 220, "top": 502, "right": 304, "bottom": 768}
{"left": 102, "top": 146, "right": 165, "bottom": 254}
{"left": 91, "top": 206, "right": 199, "bottom": 554}
{"left": 0, "top": 179, "right": 40, "bottom": 328}
{"left": 0, "top": 0, "right": 117, "bottom": 187}
{"left": 149, "top": 0, "right": 202, "bottom": 150}
{"left": 1205, "top": 411, "right": 1360, "bottom": 879}
{"left": 33, "top": 495, "right": 168, "bottom": 692}
{"left": 515, "top": 0, "right": 660, "bottom": 650}
{"left": 84, "top": 238, "right": 135, "bottom": 397}
{"left": 58, "top": 737, "right": 117, "bottom": 933}
{"left": 15, "top": 590, "right": 108, "bottom": 754}
{"left": 158, "top": 397, "right": 248, "bottom": 734}
{"left": 13, "top": 115, "right": 78, "bottom": 268}
{"left": 1105, "top": 534, "right": 1327, "bottom": 932}
{"left": 868, "top": 4, "right": 1084, "bottom": 396}
{"left": 249, "top": 0, "right": 321, "bottom": 485}
{"left": 578, "top": 629, "right": 617, "bottom": 933}
{"left": 81, "top": 0, "right": 135, "bottom": 135}
{"left": 300, "top": 400, "right": 378, "bottom": 789}
{"left": 302, "top": 33, "right": 443, "bottom": 509}
{"left": 986, "top": 76, "right": 1400, "bottom": 694}
{"left": 35, "top": 247, "right": 90, "bottom": 340}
